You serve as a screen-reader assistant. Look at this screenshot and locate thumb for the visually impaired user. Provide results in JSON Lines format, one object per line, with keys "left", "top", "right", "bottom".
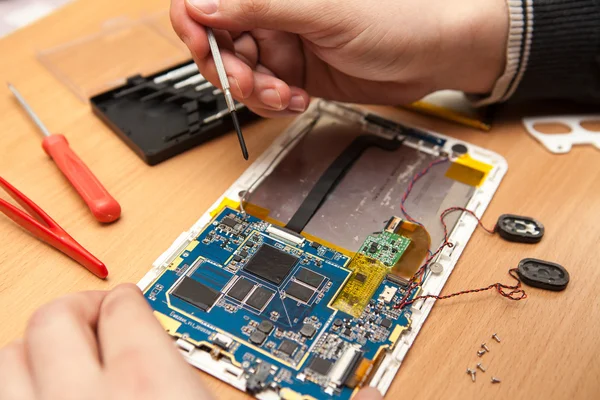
{"left": 354, "top": 387, "right": 384, "bottom": 400}
{"left": 184, "top": 0, "right": 345, "bottom": 33}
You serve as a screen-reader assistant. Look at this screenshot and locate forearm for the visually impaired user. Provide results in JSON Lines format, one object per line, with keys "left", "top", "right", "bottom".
{"left": 477, "top": 0, "right": 600, "bottom": 104}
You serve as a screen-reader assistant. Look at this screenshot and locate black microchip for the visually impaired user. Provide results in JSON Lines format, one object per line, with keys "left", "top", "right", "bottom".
{"left": 310, "top": 241, "right": 321, "bottom": 249}
{"left": 343, "top": 328, "right": 352, "bottom": 336}
{"left": 233, "top": 255, "right": 242, "bottom": 262}
{"left": 300, "top": 323, "right": 317, "bottom": 338}
{"left": 278, "top": 340, "right": 299, "bottom": 357}
{"left": 258, "top": 320, "right": 274, "bottom": 334}
{"left": 227, "top": 278, "right": 254, "bottom": 301}
{"left": 213, "top": 337, "right": 230, "bottom": 349}
{"left": 240, "top": 250, "right": 248, "bottom": 258}
{"left": 172, "top": 277, "right": 220, "bottom": 311}
{"left": 285, "top": 281, "right": 314, "bottom": 303}
{"left": 295, "top": 268, "right": 325, "bottom": 289}
{"left": 355, "top": 273, "right": 367, "bottom": 283}
{"left": 246, "top": 287, "right": 274, "bottom": 310}
{"left": 381, "top": 318, "right": 392, "bottom": 329}
{"left": 249, "top": 330, "right": 267, "bottom": 345}
{"left": 308, "top": 356, "right": 333, "bottom": 376}
{"left": 221, "top": 216, "right": 238, "bottom": 228}
{"left": 243, "top": 244, "right": 298, "bottom": 285}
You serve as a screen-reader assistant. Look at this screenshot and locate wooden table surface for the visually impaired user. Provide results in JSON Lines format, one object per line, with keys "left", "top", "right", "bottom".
{"left": 1, "top": 0, "right": 599, "bottom": 398}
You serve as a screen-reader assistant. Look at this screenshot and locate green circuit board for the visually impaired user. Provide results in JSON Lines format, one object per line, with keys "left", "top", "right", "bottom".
{"left": 358, "top": 231, "right": 411, "bottom": 267}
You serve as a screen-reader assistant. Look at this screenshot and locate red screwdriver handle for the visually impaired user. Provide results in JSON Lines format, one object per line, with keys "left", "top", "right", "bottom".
{"left": 42, "top": 135, "right": 121, "bottom": 223}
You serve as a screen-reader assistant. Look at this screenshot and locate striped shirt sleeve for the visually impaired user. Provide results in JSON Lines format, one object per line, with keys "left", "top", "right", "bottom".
{"left": 473, "top": 0, "right": 531, "bottom": 106}
{"left": 474, "top": 0, "right": 600, "bottom": 105}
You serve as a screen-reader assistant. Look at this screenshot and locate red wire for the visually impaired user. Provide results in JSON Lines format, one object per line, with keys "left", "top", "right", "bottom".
{"left": 393, "top": 160, "right": 527, "bottom": 309}
{"left": 398, "top": 268, "right": 527, "bottom": 309}
{"left": 400, "top": 158, "right": 449, "bottom": 224}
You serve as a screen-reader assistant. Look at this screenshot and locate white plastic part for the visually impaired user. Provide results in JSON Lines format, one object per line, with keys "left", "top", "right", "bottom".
{"left": 195, "top": 81, "right": 213, "bottom": 92}
{"left": 173, "top": 73, "right": 206, "bottom": 89}
{"left": 380, "top": 286, "right": 397, "bottom": 303}
{"left": 138, "top": 100, "right": 508, "bottom": 399}
{"left": 523, "top": 115, "right": 600, "bottom": 153}
{"left": 153, "top": 63, "right": 198, "bottom": 84}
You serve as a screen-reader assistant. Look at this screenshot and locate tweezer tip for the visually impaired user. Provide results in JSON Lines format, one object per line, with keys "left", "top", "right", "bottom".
{"left": 231, "top": 110, "right": 249, "bottom": 160}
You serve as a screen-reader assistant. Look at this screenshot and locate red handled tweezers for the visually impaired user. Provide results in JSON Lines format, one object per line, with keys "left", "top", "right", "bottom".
{"left": 0, "top": 176, "right": 108, "bottom": 278}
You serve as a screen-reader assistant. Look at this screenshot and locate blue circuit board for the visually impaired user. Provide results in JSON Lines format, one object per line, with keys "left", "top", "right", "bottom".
{"left": 145, "top": 207, "right": 415, "bottom": 399}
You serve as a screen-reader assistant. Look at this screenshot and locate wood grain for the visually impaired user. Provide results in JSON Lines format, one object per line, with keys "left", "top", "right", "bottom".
{"left": 0, "top": 1, "right": 599, "bottom": 399}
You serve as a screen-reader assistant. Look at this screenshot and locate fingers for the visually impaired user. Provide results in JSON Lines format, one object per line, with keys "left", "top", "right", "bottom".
{"left": 249, "top": 29, "right": 305, "bottom": 88}
{"left": 242, "top": 71, "right": 310, "bottom": 115}
{"left": 97, "top": 284, "right": 210, "bottom": 399}
{"left": 354, "top": 387, "right": 384, "bottom": 400}
{"left": 171, "top": 0, "right": 210, "bottom": 60}
{"left": 97, "top": 284, "right": 179, "bottom": 368}
{"left": 0, "top": 340, "right": 35, "bottom": 400}
{"left": 251, "top": 70, "right": 290, "bottom": 110}
{"left": 195, "top": 47, "right": 255, "bottom": 99}
{"left": 246, "top": 86, "right": 310, "bottom": 118}
{"left": 172, "top": 0, "right": 310, "bottom": 115}
{"left": 184, "top": 0, "right": 344, "bottom": 33}
{"left": 195, "top": 44, "right": 310, "bottom": 114}
{"left": 172, "top": 0, "right": 255, "bottom": 100}
{"left": 24, "top": 291, "right": 107, "bottom": 399}
{"left": 233, "top": 33, "right": 259, "bottom": 68}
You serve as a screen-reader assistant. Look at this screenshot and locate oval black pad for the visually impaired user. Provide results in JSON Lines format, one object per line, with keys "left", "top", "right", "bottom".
{"left": 497, "top": 214, "right": 544, "bottom": 243}
{"left": 517, "top": 258, "right": 569, "bottom": 291}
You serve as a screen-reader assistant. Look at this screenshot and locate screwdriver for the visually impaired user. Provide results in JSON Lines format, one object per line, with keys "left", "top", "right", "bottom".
{"left": 206, "top": 28, "right": 249, "bottom": 160}
{"left": 7, "top": 83, "right": 121, "bottom": 223}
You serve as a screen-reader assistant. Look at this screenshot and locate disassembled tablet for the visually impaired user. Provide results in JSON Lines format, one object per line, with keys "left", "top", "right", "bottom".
{"left": 139, "top": 100, "right": 507, "bottom": 399}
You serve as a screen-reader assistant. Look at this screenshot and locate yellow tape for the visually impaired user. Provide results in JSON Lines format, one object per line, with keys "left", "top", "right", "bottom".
{"left": 445, "top": 154, "right": 493, "bottom": 187}
{"left": 209, "top": 198, "right": 240, "bottom": 217}
{"left": 403, "top": 102, "right": 491, "bottom": 132}
{"left": 301, "top": 231, "right": 354, "bottom": 257}
{"left": 244, "top": 202, "right": 271, "bottom": 220}
{"left": 332, "top": 254, "right": 388, "bottom": 318}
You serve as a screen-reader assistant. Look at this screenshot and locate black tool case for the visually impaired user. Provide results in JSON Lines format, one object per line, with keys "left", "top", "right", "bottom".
{"left": 90, "top": 61, "right": 259, "bottom": 165}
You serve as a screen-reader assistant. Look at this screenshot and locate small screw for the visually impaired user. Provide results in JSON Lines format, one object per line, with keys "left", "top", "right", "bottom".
{"left": 477, "top": 363, "right": 486, "bottom": 372}
{"left": 477, "top": 350, "right": 486, "bottom": 357}
{"left": 491, "top": 377, "right": 501, "bottom": 384}
{"left": 466, "top": 368, "right": 476, "bottom": 382}
{"left": 481, "top": 343, "right": 490, "bottom": 352}
{"left": 492, "top": 333, "right": 501, "bottom": 343}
